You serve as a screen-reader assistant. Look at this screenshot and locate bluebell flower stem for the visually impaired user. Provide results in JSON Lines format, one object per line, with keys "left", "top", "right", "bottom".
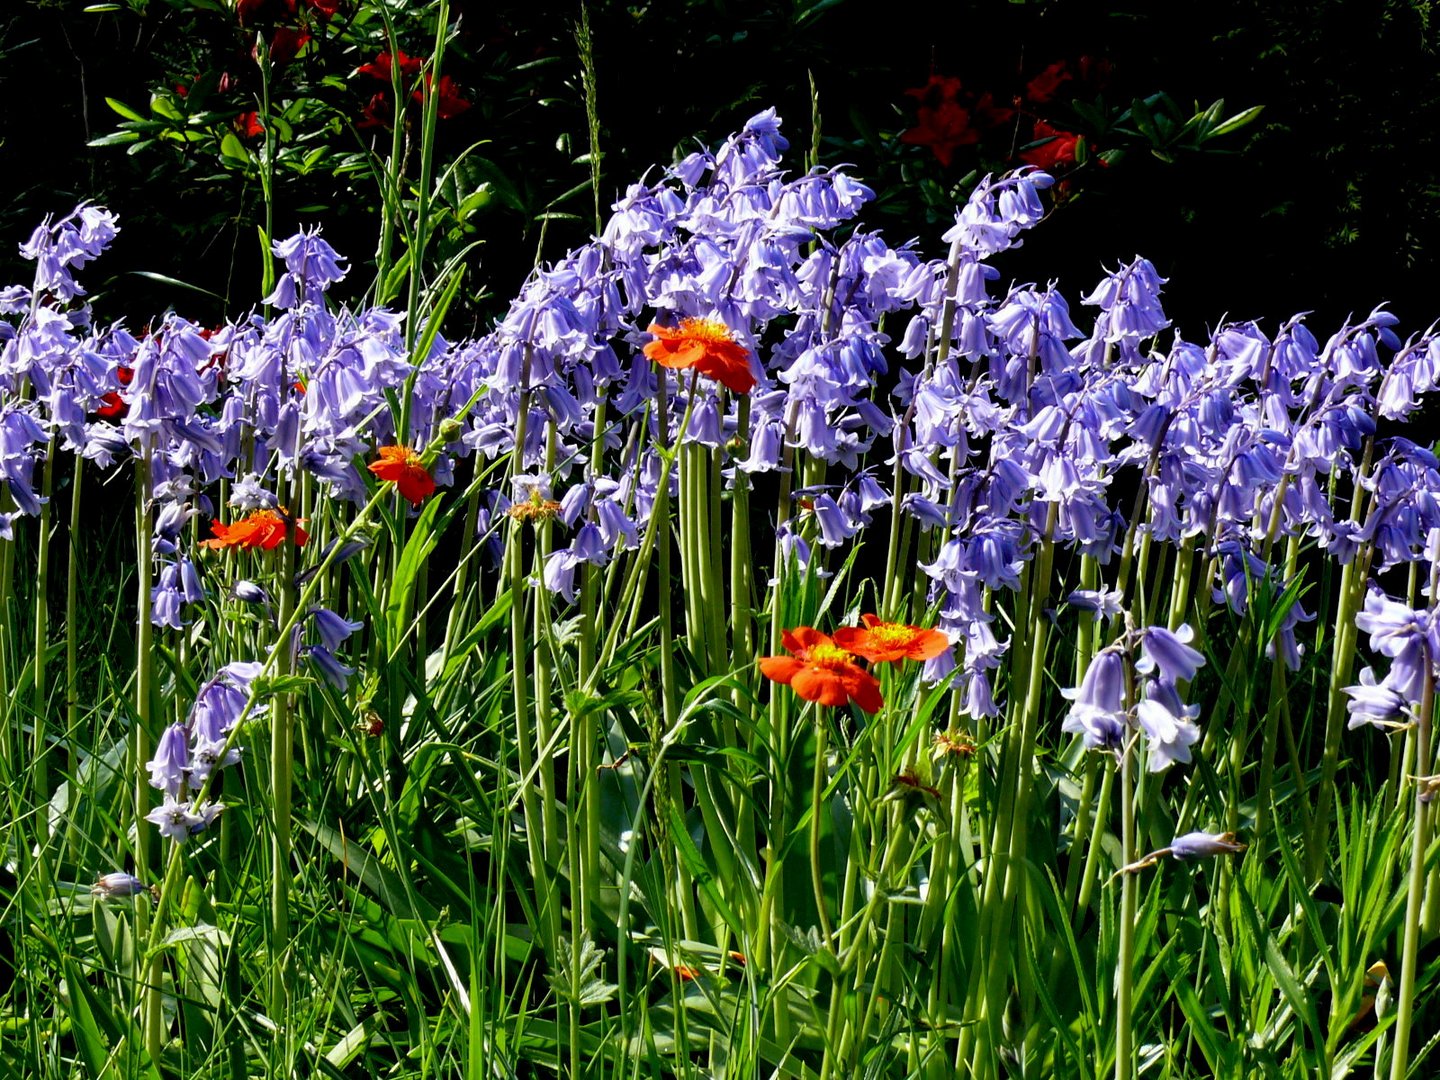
{"left": 1389, "top": 668, "right": 1434, "bottom": 1080}
{"left": 1116, "top": 737, "right": 1137, "bottom": 1080}
{"left": 268, "top": 495, "right": 299, "bottom": 1016}
{"left": 65, "top": 458, "right": 81, "bottom": 747}
{"left": 31, "top": 437, "right": 55, "bottom": 814}
{"left": 1310, "top": 541, "right": 1373, "bottom": 879}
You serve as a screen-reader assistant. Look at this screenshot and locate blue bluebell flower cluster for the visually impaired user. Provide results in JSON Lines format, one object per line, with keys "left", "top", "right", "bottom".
{"left": 4, "top": 108, "right": 1439, "bottom": 847}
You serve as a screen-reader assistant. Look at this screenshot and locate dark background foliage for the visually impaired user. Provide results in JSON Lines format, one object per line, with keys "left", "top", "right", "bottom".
{"left": 3, "top": 0, "right": 1439, "bottom": 343}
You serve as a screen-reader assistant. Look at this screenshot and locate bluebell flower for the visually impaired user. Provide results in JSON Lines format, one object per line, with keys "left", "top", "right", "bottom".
{"left": 147, "top": 723, "right": 191, "bottom": 797}
{"left": 1169, "top": 831, "right": 1246, "bottom": 859}
{"left": 92, "top": 872, "right": 148, "bottom": 899}
{"left": 1061, "top": 649, "right": 1129, "bottom": 752}
{"left": 1136, "top": 678, "right": 1201, "bottom": 772}
{"left": 1136, "top": 624, "right": 1205, "bottom": 683}
{"left": 304, "top": 644, "right": 356, "bottom": 691}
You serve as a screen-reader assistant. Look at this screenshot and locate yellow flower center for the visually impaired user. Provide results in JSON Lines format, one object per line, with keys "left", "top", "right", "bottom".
{"left": 808, "top": 642, "right": 856, "bottom": 668}
{"left": 677, "top": 316, "right": 737, "bottom": 345}
{"left": 867, "top": 622, "right": 915, "bottom": 646}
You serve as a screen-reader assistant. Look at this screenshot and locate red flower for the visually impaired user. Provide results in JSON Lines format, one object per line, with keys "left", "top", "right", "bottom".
{"left": 900, "top": 75, "right": 976, "bottom": 167}
{"left": 95, "top": 393, "right": 125, "bottom": 419}
{"left": 305, "top": 0, "right": 341, "bottom": 18}
{"left": 357, "top": 49, "right": 423, "bottom": 84}
{"left": 1025, "top": 61, "right": 1073, "bottom": 105}
{"left": 414, "top": 73, "right": 471, "bottom": 119}
{"left": 759, "top": 627, "right": 883, "bottom": 714}
{"left": 367, "top": 445, "right": 436, "bottom": 506}
{"left": 235, "top": 111, "right": 266, "bottom": 140}
{"left": 200, "top": 509, "right": 308, "bottom": 551}
{"left": 1020, "top": 120, "right": 1080, "bottom": 170}
{"left": 833, "top": 614, "right": 951, "bottom": 665}
{"left": 357, "top": 92, "right": 393, "bottom": 130}
{"left": 900, "top": 74, "right": 1012, "bottom": 167}
{"left": 237, "top": 0, "right": 297, "bottom": 25}
{"left": 266, "top": 27, "right": 311, "bottom": 66}
{"left": 642, "top": 317, "right": 755, "bottom": 395}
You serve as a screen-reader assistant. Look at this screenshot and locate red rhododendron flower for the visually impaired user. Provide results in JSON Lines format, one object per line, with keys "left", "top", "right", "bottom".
{"left": 759, "top": 627, "right": 883, "bottom": 714}
{"left": 357, "top": 49, "right": 423, "bottom": 83}
{"left": 1025, "top": 61, "right": 1073, "bottom": 105}
{"left": 95, "top": 393, "right": 125, "bottom": 419}
{"left": 414, "top": 73, "right": 471, "bottom": 119}
{"left": 235, "top": 111, "right": 265, "bottom": 140}
{"left": 265, "top": 27, "right": 311, "bottom": 66}
{"left": 900, "top": 75, "right": 976, "bottom": 167}
{"left": 900, "top": 74, "right": 1013, "bottom": 167}
{"left": 643, "top": 317, "right": 755, "bottom": 395}
{"left": 201, "top": 509, "right": 308, "bottom": 551}
{"left": 1020, "top": 120, "right": 1080, "bottom": 170}
{"left": 237, "top": 0, "right": 297, "bottom": 25}
{"left": 367, "top": 445, "right": 436, "bottom": 506}
{"left": 834, "top": 614, "right": 951, "bottom": 665}
{"left": 357, "top": 92, "right": 393, "bottom": 130}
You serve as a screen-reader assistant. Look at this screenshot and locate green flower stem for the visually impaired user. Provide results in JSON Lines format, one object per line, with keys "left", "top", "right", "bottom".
{"left": 1167, "top": 536, "right": 1197, "bottom": 631}
{"left": 1306, "top": 542, "right": 1372, "bottom": 873}
{"left": 31, "top": 437, "right": 55, "bottom": 813}
{"left": 1075, "top": 755, "right": 1116, "bottom": 919}
{"left": 1116, "top": 734, "right": 1138, "bottom": 1080}
{"left": 961, "top": 507, "right": 1059, "bottom": 1074}
{"left": 267, "top": 496, "right": 299, "bottom": 1017}
{"left": 440, "top": 473, "right": 482, "bottom": 668}
{"left": 1389, "top": 667, "right": 1434, "bottom": 1080}
{"left": 404, "top": 0, "right": 449, "bottom": 356}
{"left": 534, "top": 428, "right": 560, "bottom": 873}
{"left": 729, "top": 396, "right": 755, "bottom": 681}
{"left": 809, "top": 716, "right": 835, "bottom": 946}
{"left": 65, "top": 458, "right": 82, "bottom": 751}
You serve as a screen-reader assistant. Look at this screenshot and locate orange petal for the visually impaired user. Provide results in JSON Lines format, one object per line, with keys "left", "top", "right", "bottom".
{"left": 791, "top": 665, "right": 850, "bottom": 707}
{"left": 759, "top": 655, "right": 804, "bottom": 685}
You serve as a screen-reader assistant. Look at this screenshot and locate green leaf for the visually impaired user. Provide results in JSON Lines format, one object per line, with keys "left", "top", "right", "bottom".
{"left": 1128, "top": 97, "right": 1164, "bottom": 146}
{"left": 104, "top": 97, "right": 145, "bottom": 122}
{"left": 1209, "top": 105, "right": 1264, "bottom": 139}
{"left": 127, "top": 271, "right": 225, "bottom": 301}
{"left": 385, "top": 494, "right": 444, "bottom": 653}
{"left": 219, "top": 132, "right": 251, "bottom": 165}
{"left": 87, "top": 131, "right": 141, "bottom": 148}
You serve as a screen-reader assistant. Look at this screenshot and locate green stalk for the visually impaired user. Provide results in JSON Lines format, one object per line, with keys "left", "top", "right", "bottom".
{"left": 1310, "top": 435, "right": 1377, "bottom": 878}
{"left": 960, "top": 507, "right": 1059, "bottom": 1074}
{"left": 1116, "top": 734, "right": 1137, "bottom": 1080}
{"left": 404, "top": 0, "right": 450, "bottom": 356}
{"left": 809, "top": 717, "right": 835, "bottom": 946}
{"left": 66, "top": 458, "right": 82, "bottom": 749}
{"left": 267, "top": 490, "right": 300, "bottom": 1018}
{"left": 31, "top": 438, "right": 55, "bottom": 813}
{"left": 1389, "top": 667, "right": 1434, "bottom": 1080}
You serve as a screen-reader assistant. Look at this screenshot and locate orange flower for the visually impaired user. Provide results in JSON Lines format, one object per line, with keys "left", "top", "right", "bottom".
{"left": 759, "top": 627, "right": 883, "bottom": 714}
{"left": 368, "top": 445, "right": 436, "bottom": 506}
{"left": 642, "top": 317, "right": 756, "bottom": 395}
{"left": 833, "top": 614, "right": 951, "bottom": 665}
{"left": 200, "top": 509, "right": 308, "bottom": 551}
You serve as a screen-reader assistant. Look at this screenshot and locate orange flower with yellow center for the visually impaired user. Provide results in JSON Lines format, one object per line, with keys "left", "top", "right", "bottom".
{"left": 834, "top": 614, "right": 951, "bottom": 664}
{"left": 200, "top": 509, "right": 309, "bottom": 551}
{"left": 759, "top": 626, "right": 883, "bottom": 713}
{"left": 368, "top": 445, "right": 436, "bottom": 506}
{"left": 642, "top": 317, "right": 756, "bottom": 395}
